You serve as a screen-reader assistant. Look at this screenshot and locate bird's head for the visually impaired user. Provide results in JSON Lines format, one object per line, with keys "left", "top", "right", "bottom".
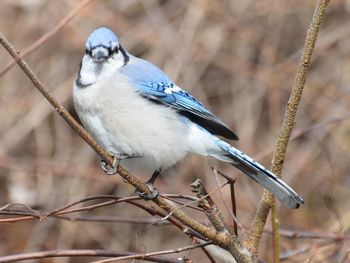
{"left": 85, "top": 27, "right": 128, "bottom": 66}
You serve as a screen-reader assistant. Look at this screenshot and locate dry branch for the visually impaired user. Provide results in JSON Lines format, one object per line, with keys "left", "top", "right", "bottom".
{"left": 191, "top": 179, "right": 256, "bottom": 262}
{"left": 212, "top": 167, "right": 241, "bottom": 236}
{"left": 0, "top": 249, "right": 190, "bottom": 263}
{"left": 2, "top": 197, "right": 347, "bottom": 241}
{"left": 90, "top": 242, "right": 209, "bottom": 263}
{"left": 244, "top": 0, "right": 331, "bottom": 258}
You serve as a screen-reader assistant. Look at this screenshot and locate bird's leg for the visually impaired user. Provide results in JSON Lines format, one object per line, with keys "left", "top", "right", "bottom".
{"left": 137, "top": 169, "right": 161, "bottom": 200}
{"left": 100, "top": 152, "right": 139, "bottom": 175}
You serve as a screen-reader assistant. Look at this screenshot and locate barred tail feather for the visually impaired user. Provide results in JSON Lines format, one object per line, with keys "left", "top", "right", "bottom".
{"left": 214, "top": 140, "right": 304, "bottom": 209}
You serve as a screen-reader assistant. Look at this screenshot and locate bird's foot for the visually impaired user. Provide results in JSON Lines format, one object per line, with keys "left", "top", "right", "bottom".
{"left": 136, "top": 183, "right": 159, "bottom": 201}
{"left": 100, "top": 152, "right": 134, "bottom": 175}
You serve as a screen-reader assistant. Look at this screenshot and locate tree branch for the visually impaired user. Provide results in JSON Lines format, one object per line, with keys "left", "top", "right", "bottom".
{"left": 0, "top": 249, "right": 191, "bottom": 263}
{"left": 191, "top": 179, "right": 256, "bottom": 262}
{"left": 244, "top": 0, "right": 331, "bottom": 257}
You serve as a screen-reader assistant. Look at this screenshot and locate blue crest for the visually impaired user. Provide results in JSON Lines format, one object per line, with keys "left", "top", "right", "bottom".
{"left": 86, "top": 27, "right": 119, "bottom": 50}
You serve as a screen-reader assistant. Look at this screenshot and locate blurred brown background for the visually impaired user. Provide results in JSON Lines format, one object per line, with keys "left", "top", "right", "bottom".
{"left": 0, "top": 0, "right": 349, "bottom": 262}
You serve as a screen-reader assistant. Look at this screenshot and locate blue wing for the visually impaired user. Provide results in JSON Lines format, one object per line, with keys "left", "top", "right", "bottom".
{"left": 120, "top": 55, "right": 238, "bottom": 140}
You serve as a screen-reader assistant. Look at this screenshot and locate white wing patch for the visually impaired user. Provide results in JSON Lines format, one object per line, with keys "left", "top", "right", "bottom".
{"left": 164, "top": 85, "right": 182, "bottom": 94}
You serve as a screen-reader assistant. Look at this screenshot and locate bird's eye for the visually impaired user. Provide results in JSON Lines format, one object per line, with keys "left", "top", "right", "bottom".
{"left": 107, "top": 48, "right": 112, "bottom": 56}
{"left": 107, "top": 46, "right": 118, "bottom": 56}
{"left": 110, "top": 41, "right": 119, "bottom": 53}
{"left": 85, "top": 49, "right": 92, "bottom": 56}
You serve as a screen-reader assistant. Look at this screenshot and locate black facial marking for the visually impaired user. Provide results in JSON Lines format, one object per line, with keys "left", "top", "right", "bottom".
{"left": 75, "top": 60, "right": 92, "bottom": 88}
{"left": 108, "top": 46, "right": 119, "bottom": 56}
{"left": 85, "top": 49, "right": 92, "bottom": 56}
{"left": 119, "top": 45, "right": 129, "bottom": 66}
{"left": 86, "top": 44, "right": 117, "bottom": 57}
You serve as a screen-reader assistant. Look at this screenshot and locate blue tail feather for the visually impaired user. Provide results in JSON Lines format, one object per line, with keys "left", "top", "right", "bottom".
{"left": 214, "top": 139, "right": 304, "bottom": 209}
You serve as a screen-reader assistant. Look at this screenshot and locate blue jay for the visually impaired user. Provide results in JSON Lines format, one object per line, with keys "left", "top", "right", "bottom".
{"left": 73, "top": 27, "right": 304, "bottom": 209}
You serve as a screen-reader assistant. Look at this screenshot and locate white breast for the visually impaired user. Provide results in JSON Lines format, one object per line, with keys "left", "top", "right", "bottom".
{"left": 73, "top": 71, "right": 194, "bottom": 172}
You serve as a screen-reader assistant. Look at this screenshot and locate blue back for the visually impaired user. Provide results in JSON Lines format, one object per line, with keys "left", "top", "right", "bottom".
{"left": 120, "top": 55, "right": 238, "bottom": 140}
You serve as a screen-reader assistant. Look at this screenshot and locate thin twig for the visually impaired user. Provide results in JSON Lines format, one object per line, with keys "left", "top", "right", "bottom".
{"left": 200, "top": 247, "right": 217, "bottom": 263}
{"left": 266, "top": 228, "right": 348, "bottom": 241}
{"left": 0, "top": 249, "right": 181, "bottom": 263}
{"left": 161, "top": 195, "right": 203, "bottom": 212}
{"left": 191, "top": 179, "right": 256, "bottom": 262}
{"left": 55, "top": 215, "right": 171, "bottom": 225}
{"left": 91, "top": 242, "right": 211, "bottom": 263}
{"left": 159, "top": 181, "right": 228, "bottom": 222}
{"left": 212, "top": 167, "right": 244, "bottom": 236}
{"left": 0, "top": 194, "right": 198, "bottom": 228}
{"left": 228, "top": 178, "right": 238, "bottom": 236}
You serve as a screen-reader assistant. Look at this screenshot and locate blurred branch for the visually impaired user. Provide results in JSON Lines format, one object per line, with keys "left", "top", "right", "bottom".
{"left": 0, "top": 0, "right": 95, "bottom": 77}
{"left": 90, "top": 242, "right": 212, "bottom": 263}
{"left": 244, "top": 0, "right": 331, "bottom": 259}
{"left": 125, "top": 200, "right": 207, "bottom": 240}
{"left": 55, "top": 215, "right": 171, "bottom": 225}
{"left": 0, "top": 195, "right": 143, "bottom": 223}
{"left": 271, "top": 202, "right": 280, "bottom": 263}
{"left": 0, "top": 248, "right": 192, "bottom": 263}
{"left": 0, "top": 194, "right": 195, "bottom": 225}
{"left": 279, "top": 245, "right": 310, "bottom": 261}
{"left": 0, "top": 194, "right": 211, "bottom": 261}
{"left": 265, "top": 228, "right": 348, "bottom": 241}
{"left": 253, "top": 111, "right": 350, "bottom": 163}
{"left": 2, "top": 198, "right": 348, "bottom": 241}
{"left": 212, "top": 167, "right": 242, "bottom": 236}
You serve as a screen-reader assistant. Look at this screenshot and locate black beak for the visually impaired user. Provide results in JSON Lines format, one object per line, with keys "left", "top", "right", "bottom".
{"left": 92, "top": 50, "right": 108, "bottom": 63}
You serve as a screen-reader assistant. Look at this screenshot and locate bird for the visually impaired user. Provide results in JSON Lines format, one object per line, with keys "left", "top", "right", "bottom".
{"left": 73, "top": 27, "right": 304, "bottom": 209}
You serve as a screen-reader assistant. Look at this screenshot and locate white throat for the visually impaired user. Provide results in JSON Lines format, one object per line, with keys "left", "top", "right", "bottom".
{"left": 76, "top": 53, "right": 125, "bottom": 88}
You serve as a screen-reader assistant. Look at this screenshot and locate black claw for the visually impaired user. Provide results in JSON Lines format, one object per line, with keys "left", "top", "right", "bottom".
{"left": 100, "top": 159, "right": 118, "bottom": 175}
{"left": 100, "top": 152, "right": 141, "bottom": 176}
{"left": 137, "top": 183, "right": 159, "bottom": 201}
{"left": 136, "top": 169, "right": 162, "bottom": 200}
{"left": 100, "top": 152, "right": 119, "bottom": 175}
